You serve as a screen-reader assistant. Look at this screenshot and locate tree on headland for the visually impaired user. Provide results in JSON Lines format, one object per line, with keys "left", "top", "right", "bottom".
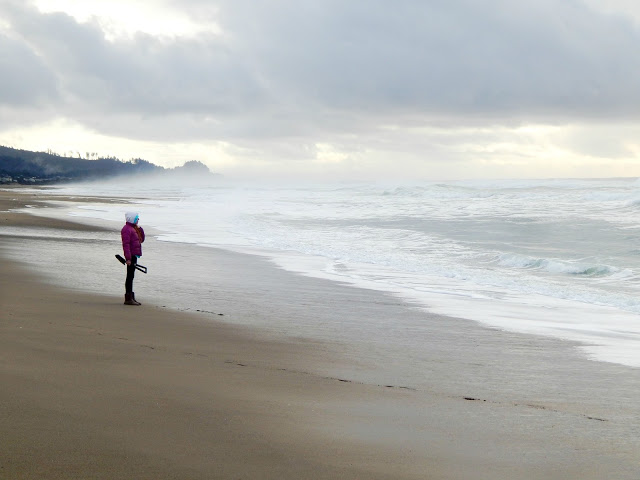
{"left": 0, "top": 145, "right": 217, "bottom": 184}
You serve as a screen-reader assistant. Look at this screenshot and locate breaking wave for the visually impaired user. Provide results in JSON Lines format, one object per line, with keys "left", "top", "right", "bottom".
{"left": 497, "top": 253, "right": 618, "bottom": 277}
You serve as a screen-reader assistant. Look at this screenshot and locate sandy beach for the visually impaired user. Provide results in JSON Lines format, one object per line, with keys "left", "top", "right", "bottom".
{"left": 1, "top": 187, "right": 640, "bottom": 479}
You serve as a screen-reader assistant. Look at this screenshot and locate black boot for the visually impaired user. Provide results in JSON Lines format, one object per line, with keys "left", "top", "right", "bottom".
{"left": 124, "top": 293, "right": 138, "bottom": 306}
{"left": 131, "top": 292, "right": 142, "bottom": 305}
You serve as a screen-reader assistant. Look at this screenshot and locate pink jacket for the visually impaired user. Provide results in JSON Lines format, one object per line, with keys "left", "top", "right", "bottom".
{"left": 121, "top": 223, "right": 145, "bottom": 261}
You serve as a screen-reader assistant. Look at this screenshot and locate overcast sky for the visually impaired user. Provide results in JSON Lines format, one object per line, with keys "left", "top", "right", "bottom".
{"left": 2, "top": 0, "right": 640, "bottom": 180}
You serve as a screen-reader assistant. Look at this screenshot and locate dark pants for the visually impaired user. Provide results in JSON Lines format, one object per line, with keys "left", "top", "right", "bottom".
{"left": 125, "top": 256, "right": 137, "bottom": 294}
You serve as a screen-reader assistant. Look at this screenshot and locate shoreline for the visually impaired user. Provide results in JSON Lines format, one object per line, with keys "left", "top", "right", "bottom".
{"left": 15, "top": 181, "right": 640, "bottom": 371}
{"left": 2, "top": 187, "right": 640, "bottom": 479}
{"left": 1, "top": 193, "right": 423, "bottom": 479}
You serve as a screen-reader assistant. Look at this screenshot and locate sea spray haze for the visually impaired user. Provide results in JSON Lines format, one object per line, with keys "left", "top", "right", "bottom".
{"left": 32, "top": 177, "right": 640, "bottom": 367}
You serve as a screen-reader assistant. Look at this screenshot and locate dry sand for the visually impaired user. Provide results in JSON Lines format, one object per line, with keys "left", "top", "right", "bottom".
{"left": 1, "top": 187, "right": 639, "bottom": 479}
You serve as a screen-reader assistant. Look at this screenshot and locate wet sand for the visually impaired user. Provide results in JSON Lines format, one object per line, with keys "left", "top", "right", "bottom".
{"left": 1, "top": 187, "right": 639, "bottom": 479}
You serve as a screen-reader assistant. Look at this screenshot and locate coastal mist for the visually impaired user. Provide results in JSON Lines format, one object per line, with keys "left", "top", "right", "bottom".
{"left": 30, "top": 177, "right": 640, "bottom": 368}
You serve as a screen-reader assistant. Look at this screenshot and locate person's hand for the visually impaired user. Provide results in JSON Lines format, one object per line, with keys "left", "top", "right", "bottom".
{"left": 126, "top": 260, "right": 131, "bottom": 266}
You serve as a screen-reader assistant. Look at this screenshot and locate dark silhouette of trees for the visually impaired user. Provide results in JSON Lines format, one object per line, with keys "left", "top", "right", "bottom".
{"left": 0, "top": 146, "right": 215, "bottom": 184}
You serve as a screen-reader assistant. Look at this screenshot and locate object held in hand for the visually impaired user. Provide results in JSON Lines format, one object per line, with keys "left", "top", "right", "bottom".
{"left": 115, "top": 254, "right": 148, "bottom": 273}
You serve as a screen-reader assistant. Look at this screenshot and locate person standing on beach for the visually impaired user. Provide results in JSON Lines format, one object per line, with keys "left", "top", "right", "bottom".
{"left": 121, "top": 212, "right": 145, "bottom": 306}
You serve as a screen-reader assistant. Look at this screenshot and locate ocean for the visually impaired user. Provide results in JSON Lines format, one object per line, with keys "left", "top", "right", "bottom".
{"left": 14, "top": 177, "right": 640, "bottom": 369}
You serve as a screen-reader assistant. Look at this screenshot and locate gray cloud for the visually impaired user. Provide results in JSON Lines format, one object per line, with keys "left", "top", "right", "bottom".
{"left": 3, "top": 0, "right": 640, "bottom": 148}
{"left": 0, "top": 32, "right": 58, "bottom": 107}
{"left": 5, "top": 5, "right": 263, "bottom": 115}
{"left": 209, "top": 0, "right": 640, "bottom": 116}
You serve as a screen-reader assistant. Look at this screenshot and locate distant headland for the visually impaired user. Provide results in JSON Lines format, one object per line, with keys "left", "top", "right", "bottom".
{"left": 0, "top": 145, "right": 218, "bottom": 185}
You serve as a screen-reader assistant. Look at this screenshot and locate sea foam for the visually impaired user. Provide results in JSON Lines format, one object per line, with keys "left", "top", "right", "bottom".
{"left": 31, "top": 177, "right": 640, "bottom": 368}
